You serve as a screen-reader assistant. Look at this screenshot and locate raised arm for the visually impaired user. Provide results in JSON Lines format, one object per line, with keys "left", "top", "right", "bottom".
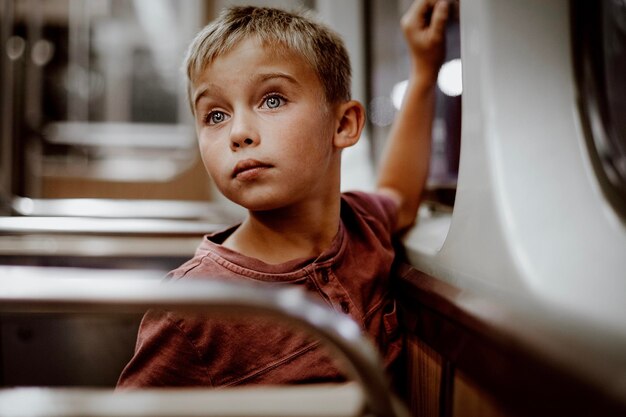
{"left": 377, "top": 0, "right": 449, "bottom": 233}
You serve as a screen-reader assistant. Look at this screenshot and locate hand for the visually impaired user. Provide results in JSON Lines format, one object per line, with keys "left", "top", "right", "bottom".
{"left": 401, "top": 0, "right": 450, "bottom": 82}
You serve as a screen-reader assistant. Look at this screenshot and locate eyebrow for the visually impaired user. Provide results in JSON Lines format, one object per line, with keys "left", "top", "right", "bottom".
{"left": 256, "top": 72, "right": 300, "bottom": 86}
{"left": 193, "top": 86, "right": 214, "bottom": 110}
{"left": 193, "top": 72, "right": 300, "bottom": 110}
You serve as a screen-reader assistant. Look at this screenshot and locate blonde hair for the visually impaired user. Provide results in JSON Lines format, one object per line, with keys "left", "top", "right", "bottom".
{"left": 184, "top": 6, "right": 351, "bottom": 110}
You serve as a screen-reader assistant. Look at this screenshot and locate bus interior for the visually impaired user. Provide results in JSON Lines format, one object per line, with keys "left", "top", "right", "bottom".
{"left": 1, "top": 1, "right": 625, "bottom": 416}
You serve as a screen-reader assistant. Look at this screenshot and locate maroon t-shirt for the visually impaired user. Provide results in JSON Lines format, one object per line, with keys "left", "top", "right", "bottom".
{"left": 117, "top": 191, "right": 402, "bottom": 388}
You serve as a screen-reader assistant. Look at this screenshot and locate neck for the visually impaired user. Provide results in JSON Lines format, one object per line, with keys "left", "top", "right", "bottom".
{"left": 223, "top": 194, "right": 341, "bottom": 265}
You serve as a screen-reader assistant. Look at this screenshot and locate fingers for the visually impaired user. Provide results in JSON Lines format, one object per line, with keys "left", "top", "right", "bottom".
{"left": 401, "top": 0, "right": 428, "bottom": 32}
{"left": 429, "top": 1, "right": 450, "bottom": 42}
{"left": 416, "top": 0, "right": 436, "bottom": 28}
{"left": 401, "top": 0, "right": 449, "bottom": 68}
{"left": 402, "top": 0, "right": 449, "bottom": 33}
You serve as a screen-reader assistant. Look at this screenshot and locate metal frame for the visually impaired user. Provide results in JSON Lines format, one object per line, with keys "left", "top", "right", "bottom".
{"left": 0, "top": 266, "right": 408, "bottom": 417}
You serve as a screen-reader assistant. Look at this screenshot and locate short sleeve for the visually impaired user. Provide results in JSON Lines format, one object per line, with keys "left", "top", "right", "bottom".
{"left": 116, "top": 310, "right": 212, "bottom": 388}
{"left": 341, "top": 191, "right": 399, "bottom": 234}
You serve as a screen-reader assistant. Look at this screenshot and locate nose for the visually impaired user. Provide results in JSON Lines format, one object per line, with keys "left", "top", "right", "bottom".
{"left": 231, "top": 137, "right": 255, "bottom": 149}
{"left": 229, "top": 112, "right": 260, "bottom": 151}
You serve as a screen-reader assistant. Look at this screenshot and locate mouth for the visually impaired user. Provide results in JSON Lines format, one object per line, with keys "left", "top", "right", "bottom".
{"left": 232, "top": 159, "right": 273, "bottom": 179}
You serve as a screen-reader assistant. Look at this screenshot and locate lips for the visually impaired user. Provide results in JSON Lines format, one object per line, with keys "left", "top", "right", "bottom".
{"left": 232, "top": 159, "right": 273, "bottom": 178}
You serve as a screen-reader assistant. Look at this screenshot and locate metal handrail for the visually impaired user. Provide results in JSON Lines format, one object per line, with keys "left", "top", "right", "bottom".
{"left": 0, "top": 216, "right": 220, "bottom": 236}
{"left": 11, "top": 197, "right": 245, "bottom": 221}
{"left": 0, "top": 384, "right": 365, "bottom": 417}
{"left": 0, "top": 266, "right": 408, "bottom": 417}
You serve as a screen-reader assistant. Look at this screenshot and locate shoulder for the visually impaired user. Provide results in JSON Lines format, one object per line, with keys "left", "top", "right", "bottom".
{"left": 341, "top": 191, "right": 399, "bottom": 233}
{"left": 165, "top": 224, "right": 241, "bottom": 281}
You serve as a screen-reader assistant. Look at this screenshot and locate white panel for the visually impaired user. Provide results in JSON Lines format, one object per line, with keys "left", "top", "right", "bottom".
{"left": 405, "top": 0, "right": 626, "bottom": 333}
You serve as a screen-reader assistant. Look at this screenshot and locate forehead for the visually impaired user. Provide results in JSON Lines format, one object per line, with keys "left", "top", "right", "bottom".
{"left": 192, "top": 38, "right": 322, "bottom": 101}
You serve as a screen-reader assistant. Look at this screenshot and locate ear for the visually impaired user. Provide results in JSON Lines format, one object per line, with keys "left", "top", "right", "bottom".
{"left": 333, "top": 100, "right": 366, "bottom": 149}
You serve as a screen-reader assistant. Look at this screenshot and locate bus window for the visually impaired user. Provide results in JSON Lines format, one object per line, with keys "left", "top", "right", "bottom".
{"left": 574, "top": 0, "right": 626, "bottom": 220}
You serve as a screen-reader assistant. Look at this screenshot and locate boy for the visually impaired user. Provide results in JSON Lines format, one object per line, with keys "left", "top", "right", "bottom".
{"left": 118, "top": 0, "right": 449, "bottom": 388}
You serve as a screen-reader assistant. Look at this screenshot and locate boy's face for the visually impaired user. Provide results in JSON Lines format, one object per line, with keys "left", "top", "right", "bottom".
{"left": 192, "top": 38, "right": 340, "bottom": 211}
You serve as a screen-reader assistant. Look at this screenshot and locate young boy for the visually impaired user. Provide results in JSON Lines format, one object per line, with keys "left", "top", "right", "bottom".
{"left": 117, "top": 0, "right": 449, "bottom": 388}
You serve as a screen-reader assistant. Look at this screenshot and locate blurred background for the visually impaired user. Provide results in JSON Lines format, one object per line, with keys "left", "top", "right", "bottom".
{"left": 0, "top": 0, "right": 461, "bottom": 209}
{"left": 2, "top": 3, "right": 626, "bottom": 415}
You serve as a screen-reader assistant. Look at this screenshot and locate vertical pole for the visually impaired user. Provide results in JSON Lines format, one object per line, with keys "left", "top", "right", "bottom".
{"left": 68, "top": 0, "right": 90, "bottom": 122}
{"left": 0, "top": 0, "right": 16, "bottom": 210}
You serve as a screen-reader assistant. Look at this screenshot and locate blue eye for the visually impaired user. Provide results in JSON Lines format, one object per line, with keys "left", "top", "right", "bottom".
{"left": 264, "top": 95, "right": 284, "bottom": 109}
{"left": 207, "top": 111, "right": 227, "bottom": 125}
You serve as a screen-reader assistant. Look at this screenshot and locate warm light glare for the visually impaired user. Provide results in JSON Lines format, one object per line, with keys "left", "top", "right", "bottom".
{"left": 391, "top": 59, "right": 462, "bottom": 109}
{"left": 437, "top": 59, "right": 463, "bottom": 96}
{"left": 391, "top": 80, "right": 408, "bottom": 110}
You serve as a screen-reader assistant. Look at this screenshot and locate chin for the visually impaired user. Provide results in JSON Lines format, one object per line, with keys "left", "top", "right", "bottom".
{"left": 226, "top": 194, "right": 289, "bottom": 213}
{"left": 222, "top": 184, "right": 312, "bottom": 213}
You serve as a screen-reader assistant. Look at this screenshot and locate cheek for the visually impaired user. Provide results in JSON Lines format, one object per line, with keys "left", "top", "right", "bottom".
{"left": 197, "top": 141, "right": 212, "bottom": 170}
{"left": 197, "top": 137, "right": 225, "bottom": 179}
{"left": 280, "top": 110, "right": 333, "bottom": 148}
